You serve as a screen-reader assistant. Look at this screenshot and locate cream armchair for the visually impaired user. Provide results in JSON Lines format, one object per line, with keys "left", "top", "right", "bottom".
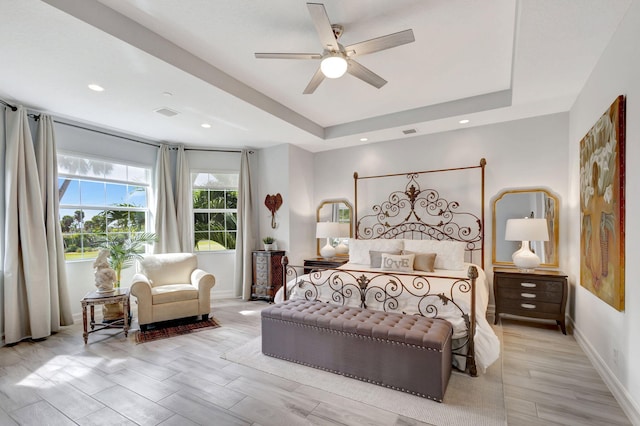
{"left": 131, "top": 253, "right": 215, "bottom": 331}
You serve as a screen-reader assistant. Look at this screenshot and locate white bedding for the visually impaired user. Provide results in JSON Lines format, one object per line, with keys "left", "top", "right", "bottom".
{"left": 274, "top": 262, "right": 500, "bottom": 371}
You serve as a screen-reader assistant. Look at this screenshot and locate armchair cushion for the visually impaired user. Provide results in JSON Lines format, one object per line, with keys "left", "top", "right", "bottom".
{"left": 152, "top": 284, "right": 198, "bottom": 304}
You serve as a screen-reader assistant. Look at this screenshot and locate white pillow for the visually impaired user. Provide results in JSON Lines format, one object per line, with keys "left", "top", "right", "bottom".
{"left": 348, "top": 238, "right": 404, "bottom": 265}
{"left": 381, "top": 253, "right": 415, "bottom": 272}
{"left": 403, "top": 239, "right": 465, "bottom": 270}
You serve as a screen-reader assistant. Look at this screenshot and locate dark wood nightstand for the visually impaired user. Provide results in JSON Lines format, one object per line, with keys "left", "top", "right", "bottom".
{"left": 303, "top": 257, "right": 349, "bottom": 274}
{"left": 493, "top": 267, "right": 568, "bottom": 334}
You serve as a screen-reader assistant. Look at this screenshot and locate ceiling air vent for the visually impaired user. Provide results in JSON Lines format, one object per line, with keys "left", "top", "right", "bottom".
{"left": 154, "top": 107, "right": 179, "bottom": 117}
{"left": 402, "top": 128, "right": 417, "bottom": 135}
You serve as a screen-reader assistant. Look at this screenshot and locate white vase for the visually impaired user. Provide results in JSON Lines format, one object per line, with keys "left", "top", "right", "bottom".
{"left": 264, "top": 243, "right": 275, "bottom": 251}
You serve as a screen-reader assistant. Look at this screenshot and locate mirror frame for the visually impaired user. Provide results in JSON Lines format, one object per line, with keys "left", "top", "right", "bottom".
{"left": 316, "top": 199, "right": 353, "bottom": 257}
{"left": 492, "top": 188, "right": 560, "bottom": 268}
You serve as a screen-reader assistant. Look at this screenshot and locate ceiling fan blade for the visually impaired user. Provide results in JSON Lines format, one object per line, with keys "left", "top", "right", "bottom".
{"left": 345, "top": 29, "right": 415, "bottom": 57}
{"left": 347, "top": 60, "right": 387, "bottom": 89}
{"left": 307, "top": 3, "right": 339, "bottom": 51}
{"left": 255, "top": 53, "right": 322, "bottom": 60}
{"left": 303, "top": 68, "right": 325, "bottom": 94}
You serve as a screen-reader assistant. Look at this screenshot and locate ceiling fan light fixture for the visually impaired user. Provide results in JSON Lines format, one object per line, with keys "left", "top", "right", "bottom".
{"left": 320, "top": 54, "right": 348, "bottom": 79}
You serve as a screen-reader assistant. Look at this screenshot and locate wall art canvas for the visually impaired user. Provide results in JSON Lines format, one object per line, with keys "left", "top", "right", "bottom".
{"left": 580, "top": 95, "right": 625, "bottom": 311}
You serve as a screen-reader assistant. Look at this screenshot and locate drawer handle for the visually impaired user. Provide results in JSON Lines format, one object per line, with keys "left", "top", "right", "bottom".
{"left": 520, "top": 282, "right": 537, "bottom": 288}
{"left": 521, "top": 303, "right": 536, "bottom": 309}
{"left": 521, "top": 293, "right": 536, "bottom": 298}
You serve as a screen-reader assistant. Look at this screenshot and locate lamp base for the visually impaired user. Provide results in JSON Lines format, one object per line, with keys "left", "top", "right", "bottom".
{"left": 512, "top": 240, "right": 541, "bottom": 271}
{"left": 334, "top": 242, "right": 348, "bottom": 255}
{"left": 320, "top": 241, "right": 336, "bottom": 259}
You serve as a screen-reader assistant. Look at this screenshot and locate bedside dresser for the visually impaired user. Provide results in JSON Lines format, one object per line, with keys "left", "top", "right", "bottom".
{"left": 252, "top": 250, "right": 285, "bottom": 301}
{"left": 303, "top": 257, "right": 349, "bottom": 274}
{"left": 493, "top": 268, "right": 568, "bottom": 334}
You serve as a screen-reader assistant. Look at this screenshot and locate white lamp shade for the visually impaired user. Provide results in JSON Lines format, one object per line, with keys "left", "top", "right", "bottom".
{"left": 320, "top": 55, "right": 348, "bottom": 79}
{"left": 316, "top": 222, "right": 340, "bottom": 238}
{"left": 505, "top": 218, "right": 549, "bottom": 242}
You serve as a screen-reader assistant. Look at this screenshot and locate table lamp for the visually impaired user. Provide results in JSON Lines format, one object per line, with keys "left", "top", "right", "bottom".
{"left": 316, "top": 222, "right": 340, "bottom": 258}
{"left": 505, "top": 218, "right": 549, "bottom": 271}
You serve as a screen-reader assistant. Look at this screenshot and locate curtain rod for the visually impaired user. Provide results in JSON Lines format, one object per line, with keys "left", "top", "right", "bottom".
{"left": 0, "top": 99, "right": 18, "bottom": 111}
{"left": 1, "top": 97, "right": 253, "bottom": 154}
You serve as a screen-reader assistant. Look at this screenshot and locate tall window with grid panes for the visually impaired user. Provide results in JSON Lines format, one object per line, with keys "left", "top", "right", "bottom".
{"left": 57, "top": 153, "right": 151, "bottom": 261}
{"left": 192, "top": 172, "right": 238, "bottom": 251}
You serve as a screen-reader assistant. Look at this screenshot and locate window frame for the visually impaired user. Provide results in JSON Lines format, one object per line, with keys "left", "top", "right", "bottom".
{"left": 191, "top": 169, "right": 239, "bottom": 253}
{"left": 57, "top": 151, "right": 152, "bottom": 262}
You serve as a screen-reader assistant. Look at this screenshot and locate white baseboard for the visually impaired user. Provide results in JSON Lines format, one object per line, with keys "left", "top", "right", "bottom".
{"left": 212, "top": 289, "right": 236, "bottom": 299}
{"left": 570, "top": 317, "right": 640, "bottom": 425}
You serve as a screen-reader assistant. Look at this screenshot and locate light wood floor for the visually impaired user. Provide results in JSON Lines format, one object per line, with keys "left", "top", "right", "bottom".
{"left": 0, "top": 299, "right": 631, "bottom": 425}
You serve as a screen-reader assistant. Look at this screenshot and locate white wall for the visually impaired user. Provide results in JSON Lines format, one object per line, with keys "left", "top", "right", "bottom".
{"left": 258, "top": 144, "right": 290, "bottom": 251}
{"left": 568, "top": 0, "right": 640, "bottom": 421}
{"left": 313, "top": 113, "right": 570, "bottom": 292}
{"left": 256, "top": 144, "right": 315, "bottom": 266}
{"left": 287, "top": 144, "right": 315, "bottom": 265}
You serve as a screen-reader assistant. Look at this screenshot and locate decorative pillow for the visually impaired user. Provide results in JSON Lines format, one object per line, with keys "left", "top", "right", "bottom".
{"left": 348, "top": 238, "right": 404, "bottom": 265}
{"left": 369, "top": 249, "right": 402, "bottom": 268}
{"left": 402, "top": 250, "right": 437, "bottom": 272}
{"left": 381, "top": 253, "right": 415, "bottom": 272}
{"left": 403, "top": 239, "right": 465, "bottom": 270}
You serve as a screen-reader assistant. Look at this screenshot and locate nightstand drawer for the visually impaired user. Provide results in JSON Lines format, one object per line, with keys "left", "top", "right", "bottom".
{"left": 500, "top": 298, "right": 563, "bottom": 315}
{"left": 498, "top": 287, "right": 563, "bottom": 303}
{"left": 497, "top": 277, "right": 563, "bottom": 293}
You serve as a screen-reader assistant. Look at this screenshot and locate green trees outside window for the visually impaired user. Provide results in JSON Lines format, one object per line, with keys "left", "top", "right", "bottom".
{"left": 58, "top": 154, "right": 151, "bottom": 261}
{"left": 192, "top": 172, "right": 238, "bottom": 251}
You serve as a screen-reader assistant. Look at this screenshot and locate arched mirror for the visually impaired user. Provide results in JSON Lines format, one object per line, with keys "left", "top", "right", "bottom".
{"left": 492, "top": 188, "right": 559, "bottom": 268}
{"left": 316, "top": 199, "right": 353, "bottom": 257}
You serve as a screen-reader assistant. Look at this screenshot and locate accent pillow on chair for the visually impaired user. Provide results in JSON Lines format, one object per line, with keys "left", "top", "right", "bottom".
{"left": 130, "top": 253, "right": 215, "bottom": 331}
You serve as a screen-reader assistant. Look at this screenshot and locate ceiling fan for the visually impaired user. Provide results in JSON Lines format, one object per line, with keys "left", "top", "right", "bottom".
{"left": 255, "top": 2, "right": 415, "bottom": 94}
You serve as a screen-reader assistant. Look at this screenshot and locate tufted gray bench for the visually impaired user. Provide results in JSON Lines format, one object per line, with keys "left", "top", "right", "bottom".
{"left": 261, "top": 299, "right": 453, "bottom": 401}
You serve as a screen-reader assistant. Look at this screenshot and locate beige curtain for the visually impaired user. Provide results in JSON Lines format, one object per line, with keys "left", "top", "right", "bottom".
{"left": 235, "top": 149, "right": 256, "bottom": 299}
{"left": 175, "top": 145, "right": 193, "bottom": 252}
{"left": 154, "top": 145, "right": 181, "bottom": 253}
{"left": 34, "top": 115, "right": 73, "bottom": 329}
{"left": 3, "top": 107, "right": 71, "bottom": 344}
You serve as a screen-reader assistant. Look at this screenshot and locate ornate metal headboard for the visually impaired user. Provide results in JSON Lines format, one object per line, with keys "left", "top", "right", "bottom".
{"left": 354, "top": 158, "right": 486, "bottom": 268}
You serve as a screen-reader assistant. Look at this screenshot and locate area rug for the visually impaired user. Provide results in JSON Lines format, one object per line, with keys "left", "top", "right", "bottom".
{"left": 135, "top": 318, "right": 220, "bottom": 343}
{"left": 223, "top": 330, "right": 505, "bottom": 426}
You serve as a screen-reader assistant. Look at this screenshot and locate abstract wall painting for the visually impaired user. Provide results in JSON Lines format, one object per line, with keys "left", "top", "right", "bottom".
{"left": 580, "top": 95, "right": 625, "bottom": 311}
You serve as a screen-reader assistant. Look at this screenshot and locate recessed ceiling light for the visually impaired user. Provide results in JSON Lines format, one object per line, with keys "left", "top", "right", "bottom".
{"left": 201, "top": 123, "right": 211, "bottom": 128}
{"left": 88, "top": 84, "right": 104, "bottom": 92}
{"left": 459, "top": 119, "right": 470, "bottom": 124}
{"left": 360, "top": 137, "right": 368, "bottom": 142}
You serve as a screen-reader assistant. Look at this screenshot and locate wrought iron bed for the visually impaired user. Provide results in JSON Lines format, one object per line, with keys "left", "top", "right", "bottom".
{"left": 280, "top": 159, "right": 494, "bottom": 376}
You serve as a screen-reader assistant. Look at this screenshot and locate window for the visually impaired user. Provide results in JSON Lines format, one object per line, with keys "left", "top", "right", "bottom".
{"left": 192, "top": 172, "right": 238, "bottom": 251}
{"left": 58, "top": 153, "right": 151, "bottom": 261}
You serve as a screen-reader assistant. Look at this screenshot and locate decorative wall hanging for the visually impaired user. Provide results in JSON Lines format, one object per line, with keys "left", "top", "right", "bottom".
{"left": 580, "top": 95, "right": 625, "bottom": 311}
{"left": 264, "top": 193, "right": 283, "bottom": 229}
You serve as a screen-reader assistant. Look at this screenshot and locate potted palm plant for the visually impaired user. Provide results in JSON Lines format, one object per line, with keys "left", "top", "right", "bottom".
{"left": 99, "top": 232, "right": 157, "bottom": 320}
{"left": 100, "top": 232, "right": 158, "bottom": 287}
